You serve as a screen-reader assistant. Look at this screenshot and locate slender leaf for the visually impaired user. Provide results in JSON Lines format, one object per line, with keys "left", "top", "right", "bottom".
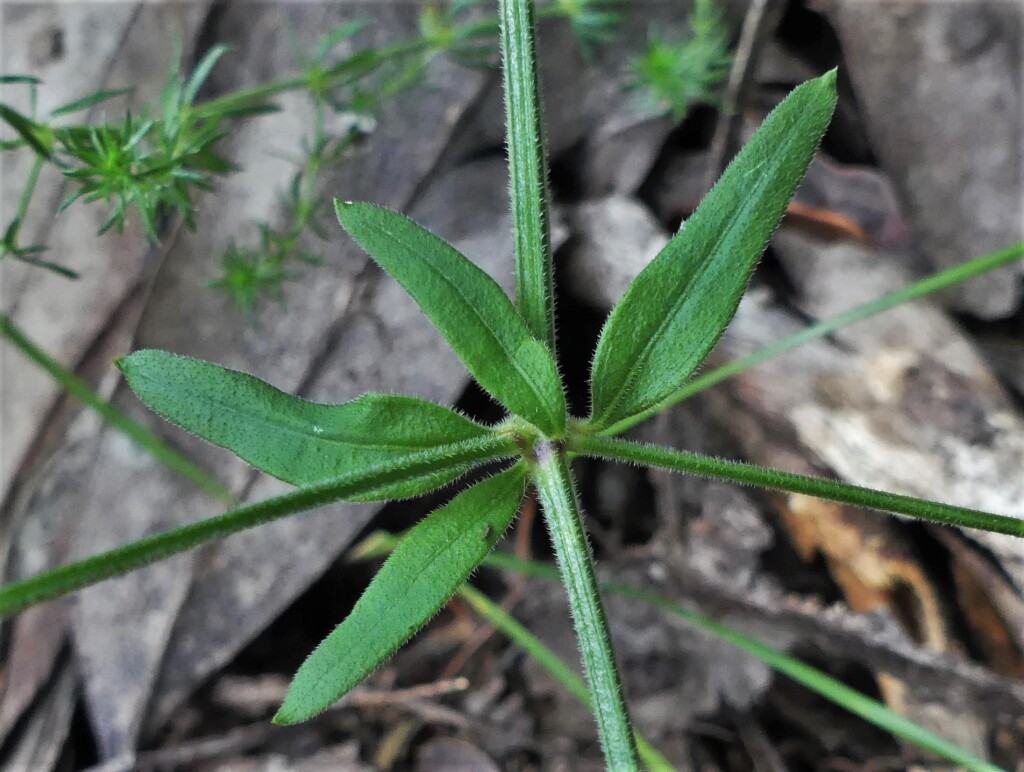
{"left": 274, "top": 466, "right": 527, "bottom": 724}
{"left": 0, "top": 75, "right": 42, "bottom": 85}
{"left": 119, "top": 349, "right": 494, "bottom": 500}
{"left": 0, "top": 320, "right": 232, "bottom": 503}
{"left": 50, "top": 88, "right": 133, "bottom": 117}
{"left": 0, "top": 104, "right": 54, "bottom": 157}
{"left": 588, "top": 71, "right": 837, "bottom": 430}
{"left": 335, "top": 201, "right": 566, "bottom": 437}
{"left": 599, "top": 240, "right": 1024, "bottom": 436}
{"left": 182, "top": 45, "right": 230, "bottom": 106}
{"left": 9, "top": 251, "right": 79, "bottom": 279}
{"left": 0, "top": 441, "right": 516, "bottom": 619}
{"left": 571, "top": 433, "right": 1024, "bottom": 538}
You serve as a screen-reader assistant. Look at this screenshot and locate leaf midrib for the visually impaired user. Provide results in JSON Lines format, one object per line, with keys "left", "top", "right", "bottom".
{"left": 132, "top": 367, "right": 482, "bottom": 453}
{"left": 376, "top": 219, "right": 560, "bottom": 430}
{"left": 597, "top": 115, "right": 801, "bottom": 425}
{"left": 309, "top": 477, "right": 518, "bottom": 676}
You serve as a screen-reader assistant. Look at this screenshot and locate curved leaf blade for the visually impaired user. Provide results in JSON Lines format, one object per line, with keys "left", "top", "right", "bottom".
{"left": 273, "top": 466, "right": 527, "bottom": 724}
{"left": 335, "top": 201, "right": 566, "bottom": 437}
{"left": 119, "top": 349, "right": 493, "bottom": 500}
{"left": 589, "top": 71, "right": 838, "bottom": 430}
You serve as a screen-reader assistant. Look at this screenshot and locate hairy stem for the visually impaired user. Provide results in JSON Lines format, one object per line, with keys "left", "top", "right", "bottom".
{"left": 499, "top": 0, "right": 557, "bottom": 351}
{"left": 459, "top": 584, "right": 673, "bottom": 771}
{"left": 530, "top": 442, "right": 639, "bottom": 769}
{"left": 572, "top": 434, "right": 1024, "bottom": 538}
{"left": 0, "top": 437, "right": 517, "bottom": 619}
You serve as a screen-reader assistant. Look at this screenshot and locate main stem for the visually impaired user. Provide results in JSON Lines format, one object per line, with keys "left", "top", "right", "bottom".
{"left": 499, "top": 0, "right": 557, "bottom": 351}
{"left": 530, "top": 442, "right": 639, "bottom": 770}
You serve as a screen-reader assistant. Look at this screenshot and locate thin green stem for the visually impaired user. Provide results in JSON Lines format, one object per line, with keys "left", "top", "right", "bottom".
{"left": 0, "top": 436, "right": 518, "bottom": 619}
{"left": 530, "top": 442, "right": 639, "bottom": 769}
{"left": 499, "top": 0, "right": 557, "bottom": 351}
{"left": 571, "top": 434, "right": 1024, "bottom": 538}
{"left": 598, "top": 241, "right": 1024, "bottom": 437}
{"left": 1, "top": 155, "right": 43, "bottom": 260}
{"left": 0, "top": 314, "right": 234, "bottom": 503}
{"left": 193, "top": 38, "right": 426, "bottom": 121}
{"left": 458, "top": 584, "right": 673, "bottom": 772}
{"left": 13, "top": 154, "right": 42, "bottom": 224}
{"left": 480, "top": 553, "right": 1001, "bottom": 772}
{"left": 167, "top": 1, "right": 579, "bottom": 124}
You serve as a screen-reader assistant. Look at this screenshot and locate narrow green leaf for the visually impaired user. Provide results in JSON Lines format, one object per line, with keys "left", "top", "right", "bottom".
{"left": 352, "top": 530, "right": 674, "bottom": 771}
{"left": 0, "top": 442, "right": 516, "bottom": 620}
{"left": 335, "top": 201, "right": 566, "bottom": 437}
{"left": 571, "top": 433, "right": 1024, "bottom": 538}
{"left": 119, "top": 349, "right": 495, "bottom": 501}
{"left": 9, "top": 251, "right": 79, "bottom": 279}
{"left": 50, "top": 88, "right": 133, "bottom": 117}
{"left": 0, "top": 104, "right": 54, "bottom": 158}
{"left": 274, "top": 466, "right": 527, "bottom": 724}
{"left": 597, "top": 240, "right": 1024, "bottom": 436}
{"left": 0, "top": 75, "right": 42, "bottom": 85}
{"left": 182, "top": 44, "right": 230, "bottom": 106}
{"left": 589, "top": 71, "right": 838, "bottom": 430}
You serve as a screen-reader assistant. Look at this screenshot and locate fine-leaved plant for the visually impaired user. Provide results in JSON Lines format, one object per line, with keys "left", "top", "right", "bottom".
{"left": 2, "top": 0, "right": 727, "bottom": 310}
{"left": 2, "top": 2, "right": 1023, "bottom": 769}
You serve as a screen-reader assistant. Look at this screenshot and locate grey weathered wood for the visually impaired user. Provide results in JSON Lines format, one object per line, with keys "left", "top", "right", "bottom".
{"left": 0, "top": 3, "right": 208, "bottom": 500}
{"left": 822, "top": 0, "right": 1024, "bottom": 318}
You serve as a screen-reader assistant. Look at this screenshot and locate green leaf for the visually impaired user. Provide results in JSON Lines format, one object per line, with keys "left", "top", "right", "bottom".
{"left": 50, "top": 88, "right": 133, "bottom": 117}
{"left": 335, "top": 201, "right": 566, "bottom": 437}
{"left": 274, "top": 466, "right": 526, "bottom": 724}
{"left": 0, "top": 75, "right": 42, "bottom": 85}
{"left": 119, "top": 349, "right": 495, "bottom": 500}
{"left": 588, "top": 71, "right": 838, "bottom": 431}
{"left": 182, "top": 44, "right": 230, "bottom": 106}
{"left": 0, "top": 104, "right": 54, "bottom": 158}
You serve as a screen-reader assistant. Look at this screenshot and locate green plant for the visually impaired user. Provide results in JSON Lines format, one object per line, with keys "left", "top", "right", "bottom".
{"left": 357, "top": 531, "right": 1002, "bottom": 771}
{"left": 626, "top": 0, "right": 731, "bottom": 122}
{"left": 4, "top": 0, "right": 696, "bottom": 310}
{"left": 2, "top": 2, "right": 1022, "bottom": 769}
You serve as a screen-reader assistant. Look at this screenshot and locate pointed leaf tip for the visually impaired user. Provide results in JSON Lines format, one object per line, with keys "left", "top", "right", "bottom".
{"left": 589, "top": 72, "right": 837, "bottom": 430}
{"left": 334, "top": 201, "right": 566, "bottom": 436}
{"left": 120, "top": 350, "right": 502, "bottom": 500}
{"left": 276, "top": 467, "right": 527, "bottom": 722}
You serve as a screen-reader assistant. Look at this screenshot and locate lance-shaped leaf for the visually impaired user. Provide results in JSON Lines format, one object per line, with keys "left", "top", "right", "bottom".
{"left": 119, "top": 350, "right": 496, "bottom": 501}
{"left": 588, "top": 71, "right": 838, "bottom": 431}
{"left": 335, "top": 201, "right": 566, "bottom": 437}
{"left": 274, "top": 465, "right": 527, "bottom": 724}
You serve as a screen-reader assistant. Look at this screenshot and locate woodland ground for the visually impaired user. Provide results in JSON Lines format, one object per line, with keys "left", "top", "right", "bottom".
{"left": 1, "top": 1, "right": 1023, "bottom": 770}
